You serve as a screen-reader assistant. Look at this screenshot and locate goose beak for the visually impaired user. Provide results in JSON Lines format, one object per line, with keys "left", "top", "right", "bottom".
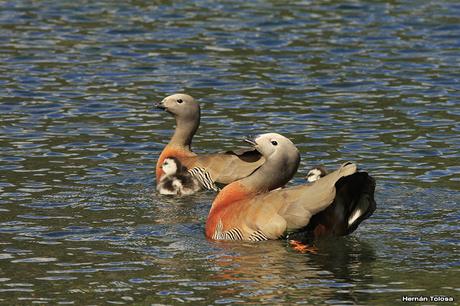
{"left": 156, "top": 100, "right": 166, "bottom": 110}
{"left": 244, "top": 135, "right": 257, "bottom": 146}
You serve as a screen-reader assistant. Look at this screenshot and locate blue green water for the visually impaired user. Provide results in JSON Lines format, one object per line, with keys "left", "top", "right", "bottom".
{"left": 0, "top": 1, "right": 459, "bottom": 304}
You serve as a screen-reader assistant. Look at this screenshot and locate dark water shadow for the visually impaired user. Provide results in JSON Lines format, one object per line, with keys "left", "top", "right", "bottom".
{"left": 304, "top": 236, "right": 377, "bottom": 304}
{"left": 312, "top": 236, "right": 376, "bottom": 280}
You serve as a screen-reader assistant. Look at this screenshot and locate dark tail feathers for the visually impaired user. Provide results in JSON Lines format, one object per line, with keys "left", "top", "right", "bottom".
{"left": 289, "top": 172, "right": 376, "bottom": 241}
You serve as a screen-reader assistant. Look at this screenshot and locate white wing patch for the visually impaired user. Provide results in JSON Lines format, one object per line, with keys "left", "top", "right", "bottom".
{"left": 348, "top": 208, "right": 362, "bottom": 226}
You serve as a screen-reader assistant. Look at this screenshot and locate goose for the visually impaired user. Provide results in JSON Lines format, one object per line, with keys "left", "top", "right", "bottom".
{"left": 156, "top": 94, "right": 264, "bottom": 194}
{"left": 205, "top": 133, "right": 376, "bottom": 252}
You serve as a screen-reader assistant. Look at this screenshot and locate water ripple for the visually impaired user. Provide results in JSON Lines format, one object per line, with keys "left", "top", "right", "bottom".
{"left": 0, "top": 0, "right": 459, "bottom": 304}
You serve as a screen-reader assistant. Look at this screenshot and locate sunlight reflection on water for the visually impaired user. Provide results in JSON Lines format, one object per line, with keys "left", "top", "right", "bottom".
{"left": 0, "top": 0, "right": 459, "bottom": 304}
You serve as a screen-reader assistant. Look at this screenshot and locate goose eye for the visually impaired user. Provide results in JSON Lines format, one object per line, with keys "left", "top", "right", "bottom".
{"left": 177, "top": 99, "right": 183, "bottom": 103}
{"left": 271, "top": 140, "right": 278, "bottom": 146}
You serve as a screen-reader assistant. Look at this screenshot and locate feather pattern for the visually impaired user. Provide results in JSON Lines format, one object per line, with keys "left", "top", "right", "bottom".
{"left": 248, "top": 230, "right": 269, "bottom": 241}
{"left": 212, "top": 219, "right": 244, "bottom": 240}
{"left": 188, "top": 167, "right": 220, "bottom": 191}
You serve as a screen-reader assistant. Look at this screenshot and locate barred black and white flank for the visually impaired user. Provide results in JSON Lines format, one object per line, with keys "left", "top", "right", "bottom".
{"left": 248, "top": 230, "right": 268, "bottom": 241}
{"left": 212, "top": 219, "right": 243, "bottom": 240}
{"left": 212, "top": 220, "right": 269, "bottom": 241}
{"left": 188, "top": 167, "right": 220, "bottom": 192}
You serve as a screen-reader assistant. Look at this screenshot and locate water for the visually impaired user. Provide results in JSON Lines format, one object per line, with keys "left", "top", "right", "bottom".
{"left": 1, "top": 0, "right": 459, "bottom": 304}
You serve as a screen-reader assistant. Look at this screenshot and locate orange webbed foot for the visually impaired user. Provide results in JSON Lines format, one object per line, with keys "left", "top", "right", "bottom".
{"left": 289, "top": 240, "right": 318, "bottom": 254}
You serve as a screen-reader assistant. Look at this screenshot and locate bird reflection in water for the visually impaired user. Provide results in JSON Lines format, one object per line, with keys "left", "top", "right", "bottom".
{"left": 206, "top": 238, "right": 375, "bottom": 303}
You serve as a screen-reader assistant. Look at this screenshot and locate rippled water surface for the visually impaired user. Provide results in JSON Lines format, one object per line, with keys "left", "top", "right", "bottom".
{"left": 1, "top": 1, "right": 459, "bottom": 305}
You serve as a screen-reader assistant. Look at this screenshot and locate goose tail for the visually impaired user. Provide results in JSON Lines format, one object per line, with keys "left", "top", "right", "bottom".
{"left": 289, "top": 172, "right": 376, "bottom": 241}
